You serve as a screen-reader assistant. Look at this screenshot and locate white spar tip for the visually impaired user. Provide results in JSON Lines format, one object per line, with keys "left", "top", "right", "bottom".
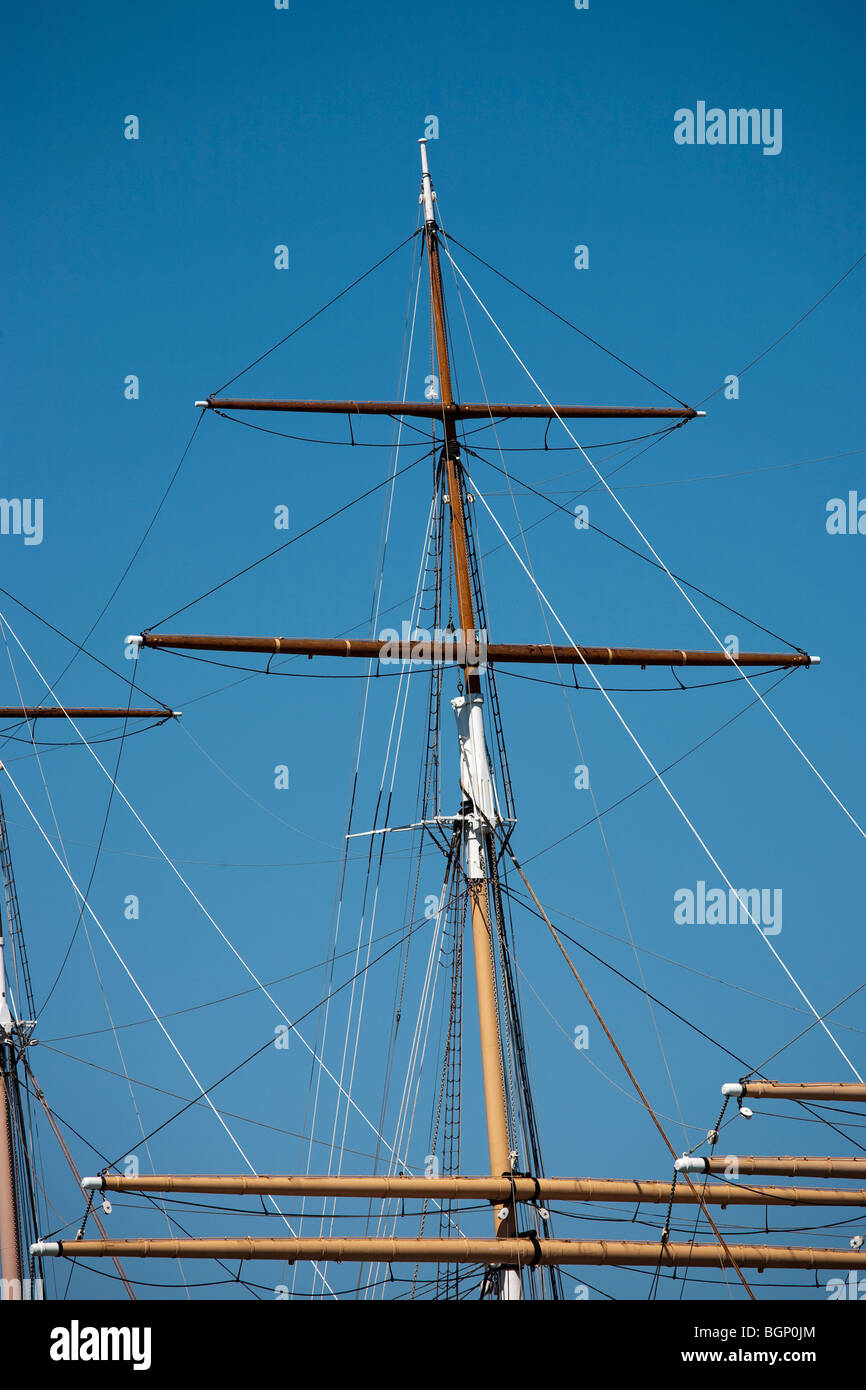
{"left": 81, "top": 1176, "right": 104, "bottom": 1191}
{"left": 722, "top": 1083, "right": 745, "bottom": 1098}
{"left": 31, "top": 1241, "right": 61, "bottom": 1257}
{"left": 674, "top": 1155, "right": 709, "bottom": 1174}
{"left": 125, "top": 634, "right": 143, "bottom": 649}
{"left": 809, "top": 655, "right": 821, "bottom": 666}
{"left": 194, "top": 400, "right": 209, "bottom": 407}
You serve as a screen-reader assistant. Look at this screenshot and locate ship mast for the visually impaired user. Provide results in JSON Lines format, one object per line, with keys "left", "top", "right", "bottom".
{"left": 420, "top": 137, "right": 521, "bottom": 1299}
{"left": 36, "top": 145, "right": 862, "bottom": 1304}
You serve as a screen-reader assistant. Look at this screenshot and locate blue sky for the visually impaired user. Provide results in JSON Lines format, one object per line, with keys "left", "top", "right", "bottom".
{"left": 2, "top": 0, "right": 865, "bottom": 1301}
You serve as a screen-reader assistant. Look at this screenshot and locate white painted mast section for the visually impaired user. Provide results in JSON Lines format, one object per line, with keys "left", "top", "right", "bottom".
{"left": 452, "top": 693, "right": 497, "bottom": 879}
{"left": 418, "top": 138, "right": 436, "bottom": 225}
{"left": 451, "top": 695, "right": 521, "bottom": 1301}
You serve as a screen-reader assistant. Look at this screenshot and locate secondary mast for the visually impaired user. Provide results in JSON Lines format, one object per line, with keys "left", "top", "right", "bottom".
{"left": 0, "top": 900, "right": 22, "bottom": 1298}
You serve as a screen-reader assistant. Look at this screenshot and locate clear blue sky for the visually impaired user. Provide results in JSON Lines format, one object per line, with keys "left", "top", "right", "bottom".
{"left": 2, "top": 0, "right": 865, "bottom": 1301}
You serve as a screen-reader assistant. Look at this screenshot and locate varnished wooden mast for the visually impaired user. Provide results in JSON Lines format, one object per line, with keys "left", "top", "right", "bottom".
{"left": 419, "top": 141, "right": 517, "bottom": 1289}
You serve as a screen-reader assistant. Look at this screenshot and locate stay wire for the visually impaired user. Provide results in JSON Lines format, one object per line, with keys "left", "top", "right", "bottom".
{"left": 0, "top": 585, "right": 170, "bottom": 709}
{"left": 467, "top": 448, "right": 805, "bottom": 653}
{"left": 101, "top": 910, "right": 431, "bottom": 1169}
{"left": 501, "top": 842, "right": 755, "bottom": 1299}
{"left": 51, "top": 409, "right": 207, "bottom": 690}
{"left": 437, "top": 231, "right": 691, "bottom": 408}
{"left": 36, "top": 672, "right": 138, "bottom": 1016}
{"left": 212, "top": 229, "right": 421, "bottom": 394}
{"left": 524, "top": 668, "right": 795, "bottom": 864}
{"left": 696, "top": 249, "right": 866, "bottom": 406}
{"left": 145, "top": 444, "right": 431, "bottom": 631}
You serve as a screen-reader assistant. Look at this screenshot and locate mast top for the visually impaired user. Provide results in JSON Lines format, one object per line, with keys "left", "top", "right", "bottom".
{"left": 418, "top": 138, "right": 436, "bottom": 226}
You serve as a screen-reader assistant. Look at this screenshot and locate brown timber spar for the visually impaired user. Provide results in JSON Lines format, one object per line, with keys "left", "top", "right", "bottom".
{"left": 685, "top": 1156, "right": 866, "bottom": 1179}
{"left": 31, "top": 1235, "right": 866, "bottom": 1271}
{"left": 136, "top": 633, "right": 816, "bottom": 669}
{"left": 86, "top": 1172, "right": 866, "bottom": 1206}
{"left": 202, "top": 399, "right": 699, "bottom": 421}
{"left": 0, "top": 708, "right": 178, "bottom": 720}
{"left": 735, "top": 1082, "right": 866, "bottom": 1102}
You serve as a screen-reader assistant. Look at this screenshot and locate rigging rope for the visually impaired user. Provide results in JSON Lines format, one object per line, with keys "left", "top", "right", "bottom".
{"left": 462, "top": 469, "right": 862, "bottom": 1082}
{"left": 501, "top": 843, "right": 755, "bottom": 1299}
{"left": 445, "top": 243, "right": 866, "bottom": 847}
{"left": 212, "top": 229, "right": 421, "bottom": 394}
{"left": 468, "top": 450, "right": 806, "bottom": 652}
{"left": 146, "top": 443, "right": 432, "bottom": 630}
{"left": 438, "top": 231, "right": 691, "bottom": 408}
{"left": 0, "top": 761, "right": 339, "bottom": 1297}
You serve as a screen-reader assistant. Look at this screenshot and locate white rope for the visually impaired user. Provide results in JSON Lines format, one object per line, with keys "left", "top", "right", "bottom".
{"left": 306, "top": 246, "right": 426, "bottom": 1225}
{"left": 0, "top": 624, "right": 193, "bottom": 1293}
{"left": 0, "top": 757, "right": 337, "bottom": 1295}
{"left": 442, "top": 241, "right": 691, "bottom": 1146}
{"left": 0, "top": 609, "right": 430, "bottom": 1171}
{"left": 458, "top": 476, "right": 863, "bottom": 1082}
{"left": 441, "top": 243, "right": 866, "bottom": 846}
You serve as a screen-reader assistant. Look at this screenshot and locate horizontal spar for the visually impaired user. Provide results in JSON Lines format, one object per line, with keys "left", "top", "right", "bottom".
{"left": 723, "top": 1081, "right": 866, "bottom": 1103}
{"left": 199, "top": 398, "right": 702, "bottom": 421}
{"left": 134, "top": 634, "right": 818, "bottom": 670}
{"left": 0, "top": 707, "right": 179, "bottom": 720}
{"left": 30, "top": 1236, "right": 866, "bottom": 1270}
{"left": 82, "top": 1172, "right": 866, "bottom": 1206}
{"left": 676, "top": 1155, "right": 866, "bottom": 1179}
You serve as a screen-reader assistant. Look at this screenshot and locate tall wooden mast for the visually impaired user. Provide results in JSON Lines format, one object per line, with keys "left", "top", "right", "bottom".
{"left": 419, "top": 138, "right": 520, "bottom": 1298}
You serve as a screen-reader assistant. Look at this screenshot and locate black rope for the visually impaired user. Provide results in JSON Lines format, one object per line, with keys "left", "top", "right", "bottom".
{"left": 51, "top": 409, "right": 207, "bottom": 691}
{"left": 212, "top": 409, "right": 406, "bottom": 448}
{"left": 0, "top": 586, "right": 170, "bottom": 708}
{"left": 468, "top": 448, "right": 806, "bottom": 652}
{"left": 37, "top": 669, "right": 140, "bottom": 1015}
{"left": 103, "top": 907, "right": 435, "bottom": 1166}
{"left": 212, "top": 230, "right": 421, "bottom": 394}
{"left": 523, "top": 667, "right": 795, "bottom": 864}
{"left": 469, "top": 424, "right": 681, "bottom": 453}
{"left": 696, "top": 248, "right": 866, "bottom": 407}
{"left": 145, "top": 445, "right": 431, "bottom": 630}
{"left": 496, "top": 664, "right": 787, "bottom": 694}
{"left": 438, "top": 230, "right": 692, "bottom": 408}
